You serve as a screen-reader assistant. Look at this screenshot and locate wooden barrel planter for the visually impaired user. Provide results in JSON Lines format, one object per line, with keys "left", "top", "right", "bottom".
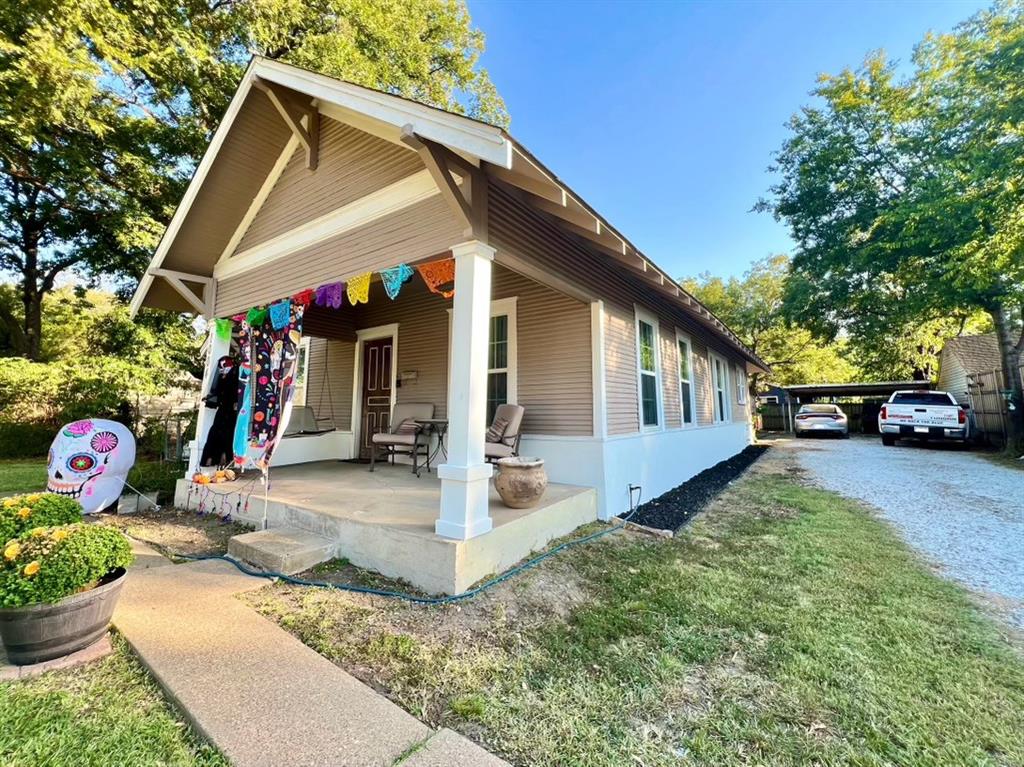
{"left": 0, "top": 567, "right": 126, "bottom": 665}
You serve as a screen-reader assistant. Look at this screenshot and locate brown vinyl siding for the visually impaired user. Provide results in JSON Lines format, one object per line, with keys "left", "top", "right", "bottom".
{"left": 214, "top": 195, "right": 463, "bottom": 316}
{"left": 236, "top": 118, "right": 423, "bottom": 252}
{"left": 487, "top": 182, "right": 754, "bottom": 435}
{"left": 691, "top": 339, "right": 714, "bottom": 425}
{"left": 660, "top": 320, "right": 681, "bottom": 429}
{"left": 603, "top": 303, "right": 639, "bottom": 435}
{"left": 299, "top": 264, "right": 592, "bottom": 437}
{"left": 498, "top": 269, "right": 592, "bottom": 436}
{"left": 355, "top": 279, "right": 451, "bottom": 419}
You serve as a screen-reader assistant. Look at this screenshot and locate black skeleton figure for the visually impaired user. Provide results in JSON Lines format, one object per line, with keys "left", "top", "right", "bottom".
{"left": 200, "top": 356, "right": 240, "bottom": 468}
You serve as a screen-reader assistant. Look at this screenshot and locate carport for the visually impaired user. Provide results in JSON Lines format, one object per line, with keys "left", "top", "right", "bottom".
{"left": 763, "top": 381, "right": 934, "bottom": 434}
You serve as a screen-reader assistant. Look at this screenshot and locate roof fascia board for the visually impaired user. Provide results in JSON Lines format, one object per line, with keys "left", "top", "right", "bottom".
{"left": 130, "top": 58, "right": 261, "bottom": 317}
{"left": 253, "top": 58, "right": 512, "bottom": 168}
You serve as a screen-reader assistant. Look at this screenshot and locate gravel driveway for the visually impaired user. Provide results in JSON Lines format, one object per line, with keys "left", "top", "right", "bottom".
{"left": 792, "top": 436, "right": 1024, "bottom": 629}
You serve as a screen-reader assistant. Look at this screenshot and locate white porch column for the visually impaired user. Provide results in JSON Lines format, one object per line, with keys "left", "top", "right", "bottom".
{"left": 436, "top": 240, "right": 495, "bottom": 540}
{"left": 187, "top": 323, "right": 231, "bottom": 477}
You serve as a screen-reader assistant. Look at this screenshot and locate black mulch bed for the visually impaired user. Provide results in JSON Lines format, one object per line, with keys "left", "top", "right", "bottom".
{"left": 620, "top": 444, "right": 769, "bottom": 532}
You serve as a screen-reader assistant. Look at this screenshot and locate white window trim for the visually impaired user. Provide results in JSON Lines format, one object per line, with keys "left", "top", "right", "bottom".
{"left": 708, "top": 350, "right": 731, "bottom": 423}
{"left": 293, "top": 336, "right": 312, "bottom": 406}
{"left": 351, "top": 323, "right": 399, "bottom": 450}
{"left": 634, "top": 305, "right": 664, "bottom": 431}
{"left": 735, "top": 365, "right": 748, "bottom": 405}
{"left": 675, "top": 329, "right": 697, "bottom": 427}
{"left": 446, "top": 296, "right": 518, "bottom": 413}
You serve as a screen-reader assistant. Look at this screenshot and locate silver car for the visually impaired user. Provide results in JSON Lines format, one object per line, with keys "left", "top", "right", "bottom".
{"left": 794, "top": 404, "right": 849, "bottom": 437}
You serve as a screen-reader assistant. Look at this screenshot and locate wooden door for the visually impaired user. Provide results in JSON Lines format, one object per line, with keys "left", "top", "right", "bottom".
{"left": 360, "top": 338, "right": 393, "bottom": 458}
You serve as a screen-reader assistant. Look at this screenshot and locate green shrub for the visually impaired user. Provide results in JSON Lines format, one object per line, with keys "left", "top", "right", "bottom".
{"left": 128, "top": 461, "right": 186, "bottom": 501}
{"left": 1, "top": 524, "right": 133, "bottom": 608}
{"left": 0, "top": 421, "right": 54, "bottom": 459}
{"left": 0, "top": 493, "right": 82, "bottom": 545}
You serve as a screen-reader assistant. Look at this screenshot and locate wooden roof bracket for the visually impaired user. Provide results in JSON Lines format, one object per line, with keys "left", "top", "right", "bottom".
{"left": 150, "top": 268, "right": 214, "bottom": 316}
{"left": 401, "top": 125, "right": 486, "bottom": 239}
{"left": 253, "top": 77, "right": 319, "bottom": 169}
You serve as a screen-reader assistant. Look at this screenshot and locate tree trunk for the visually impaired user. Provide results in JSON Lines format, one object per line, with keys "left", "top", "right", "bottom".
{"left": 23, "top": 288, "right": 42, "bottom": 361}
{"left": 991, "top": 305, "right": 1024, "bottom": 451}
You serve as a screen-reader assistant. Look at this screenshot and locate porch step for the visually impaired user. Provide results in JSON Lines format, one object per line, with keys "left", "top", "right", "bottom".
{"left": 227, "top": 528, "right": 334, "bottom": 575}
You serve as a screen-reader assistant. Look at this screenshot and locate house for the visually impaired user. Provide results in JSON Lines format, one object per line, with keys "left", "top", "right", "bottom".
{"left": 131, "top": 57, "right": 768, "bottom": 593}
{"left": 937, "top": 333, "right": 1002, "bottom": 404}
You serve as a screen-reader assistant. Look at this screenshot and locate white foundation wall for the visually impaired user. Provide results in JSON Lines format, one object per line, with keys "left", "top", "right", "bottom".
{"left": 520, "top": 422, "right": 751, "bottom": 521}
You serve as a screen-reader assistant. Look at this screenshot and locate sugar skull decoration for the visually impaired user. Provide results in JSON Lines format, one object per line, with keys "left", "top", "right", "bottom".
{"left": 47, "top": 419, "right": 136, "bottom": 514}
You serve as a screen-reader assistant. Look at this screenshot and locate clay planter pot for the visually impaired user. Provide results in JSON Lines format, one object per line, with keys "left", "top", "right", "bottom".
{"left": 0, "top": 567, "right": 126, "bottom": 666}
{"left": 493, "top": 457, "right": 548, "bottom": 509}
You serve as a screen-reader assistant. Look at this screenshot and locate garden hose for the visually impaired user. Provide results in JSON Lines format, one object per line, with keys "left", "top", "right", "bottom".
{"left": 135, "top": 484, "right": 644, "bottom": 605}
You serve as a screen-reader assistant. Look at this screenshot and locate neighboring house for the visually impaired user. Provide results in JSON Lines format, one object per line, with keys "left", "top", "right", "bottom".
{"left": 131, "top": 58, "right": 768, "bottom": 592}
{"left": 937, "top": 333, "right": 1002, "bottom": 404}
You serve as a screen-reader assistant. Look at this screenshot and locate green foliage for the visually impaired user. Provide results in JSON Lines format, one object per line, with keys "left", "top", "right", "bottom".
{"left": 0, "top": 421, "right": 54, "bottom": 459}
{"left": 0, "top": 356, "right": 168, "bottom": 425}
{"left": 759, "top": 2, "right": 1024, "bottom": 440}
{"left": 127, "top": 460, "right": 187, "bottom": 501}
{"left": 682, "top": 255, "right": 858, "bottom": 390}
{"left": 1, "top": 523, "right": 132, "bottom": 608}
{"left": 0, "top": 492, "right": 82, "bottom": 544}
{"left": 0, "top": 0, "right": 505, "bottom": 359}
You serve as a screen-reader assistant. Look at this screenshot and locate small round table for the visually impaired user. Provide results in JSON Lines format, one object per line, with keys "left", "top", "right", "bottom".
{"left": 414, "top": 418, "right": 449, "bottom": 474}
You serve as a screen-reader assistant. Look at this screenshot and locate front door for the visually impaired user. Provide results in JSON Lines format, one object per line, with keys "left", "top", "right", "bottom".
{"left": 360, "top": 337, "right": 393, "bottom": 458}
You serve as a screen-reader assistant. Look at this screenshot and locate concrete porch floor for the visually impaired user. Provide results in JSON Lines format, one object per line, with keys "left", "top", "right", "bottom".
{"left": 174, "top": 461, "right": 598, "bottom": 593}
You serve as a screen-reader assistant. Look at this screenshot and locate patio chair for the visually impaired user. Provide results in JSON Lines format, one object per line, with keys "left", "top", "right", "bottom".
{"left": 484, "top": 404, "right": 524, "bottom": 462}
{"left": 369, "top": 402, "right": 434, "bottom": 473}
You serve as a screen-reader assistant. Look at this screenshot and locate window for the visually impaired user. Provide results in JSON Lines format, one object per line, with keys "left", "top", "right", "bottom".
{"left": 635, "top": 308, "right": 661, "bottom": 428}
{"left": 676, "top": 331, "right": 695, "bottom": 425}
{"left": 735, "top": 365, "right": 747, "bottom": 405}
{"left": 709, "top": 352, "right": 730, "bottom": 423}
{"left": 293, "top": 337, "right": 311, "bottom": 406}
{"left": 449, "top": 297, "right": 516, "bottom": 424}
{"left": 891, "top": 392, "right": 957, "bottom": 406}
{"left": 487, "top": 314, "right": 509, "bottom": 423}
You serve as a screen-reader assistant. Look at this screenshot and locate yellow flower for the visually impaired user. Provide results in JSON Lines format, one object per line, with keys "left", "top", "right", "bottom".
{"left": 23, "top": 561, "right": 40, "bottom": 577}
{"left": 26, "top": 494, "right": 42, "bottom": 504}
{"left": 51, "top": 529, "right": 68, "bottom": 542}
{"left": 2, "top": 498, "right": 17, "bottom": 508}
{"left": 4, "top": 542, "right": 20, "bottom": 561}
{"left": 29, "top": 527, "right": 47, "bottom": 538}
{"left": 17, "top": 507, "right": 31, "bottom": 520}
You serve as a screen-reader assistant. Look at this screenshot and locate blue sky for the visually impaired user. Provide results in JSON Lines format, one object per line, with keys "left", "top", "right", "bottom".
{"left": 468, "top": 0, "right": 988, "bottom": 280}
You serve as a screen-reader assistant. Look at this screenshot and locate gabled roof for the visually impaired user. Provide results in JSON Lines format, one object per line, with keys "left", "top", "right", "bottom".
{"left": 941, "top": 333, "right": 1001, "bottom": 374}
{"left": 131, "top": 57, "right": 767, "bottom": 372}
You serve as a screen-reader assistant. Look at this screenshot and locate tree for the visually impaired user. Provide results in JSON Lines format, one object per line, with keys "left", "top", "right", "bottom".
{"left": 682, "top": 255, "right": 858, "bottom": 394}
{"left": 0, "top": 0, "right": 506, "bottom": 360}
{"left": 759, "top": 2, "right": 1024, "bottom": 448}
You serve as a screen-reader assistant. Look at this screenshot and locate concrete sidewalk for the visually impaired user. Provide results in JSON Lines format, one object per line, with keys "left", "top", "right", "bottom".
{"left": 114, "top": 553, "right": 508, "bottom": 767}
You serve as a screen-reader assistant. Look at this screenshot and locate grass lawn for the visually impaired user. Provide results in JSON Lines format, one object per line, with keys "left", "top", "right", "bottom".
{"left": 0, "top": 459, "right": 186, "bottom": 498}
{"left": 250, "top": 452, "right": 1024, "bottom": 767}
{"left": 1, "top": 634, "right": 226, "bottom": 767}
{"left": 0, "top": 460, "right": 47, "bottom": 495}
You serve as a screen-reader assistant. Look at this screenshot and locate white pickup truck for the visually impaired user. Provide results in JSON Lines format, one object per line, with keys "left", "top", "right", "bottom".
{"left": 878, "top": 390, "right": 971, "bottom": 447}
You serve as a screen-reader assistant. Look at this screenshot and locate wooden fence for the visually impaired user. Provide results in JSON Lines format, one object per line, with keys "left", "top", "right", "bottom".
{"left": 965, "top": 366, "right": 1024, "bottom": 447}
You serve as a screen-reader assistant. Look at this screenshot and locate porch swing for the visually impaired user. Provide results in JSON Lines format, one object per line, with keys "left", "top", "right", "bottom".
{"left": 283, "top": 338, "right": 336, "bottom": 437}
